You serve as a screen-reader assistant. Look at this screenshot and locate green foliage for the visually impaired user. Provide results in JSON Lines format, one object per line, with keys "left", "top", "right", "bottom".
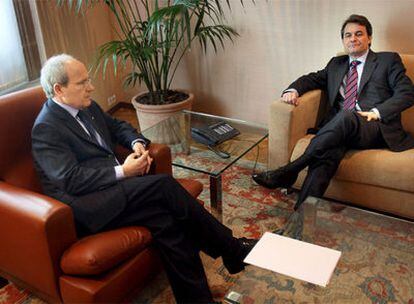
{"left": 57, "top": 0, "right": 245, "bottom": 104}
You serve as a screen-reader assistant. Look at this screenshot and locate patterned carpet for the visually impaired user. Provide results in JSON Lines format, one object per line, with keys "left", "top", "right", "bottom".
{"left": 1, "top": 157, "right": 414, "bottom": 303}
{"left": 225, "top": 198, "right": 414, "bottom": 304}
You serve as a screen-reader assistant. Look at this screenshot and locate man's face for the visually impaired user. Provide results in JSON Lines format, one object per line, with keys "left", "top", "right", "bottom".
{"left": 342, "top": 23, "right": 371, "bottom": 58}
{"left": 54, "top": 60, "right": 95, "bottom": 109}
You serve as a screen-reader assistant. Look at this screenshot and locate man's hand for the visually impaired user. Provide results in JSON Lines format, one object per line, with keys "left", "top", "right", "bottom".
{"left": 132, "top": 142, "right": 146, "bottom": 155}
{"left": 132, "top": 142, "right": 153, "bottom": 173}
{"left": 357, "top": 111, "right": 379, "bottom": 121}
{"left": 282, "top": 91, "right": 300, "bottom": 106}
{"left": 122, "top": 151, "right": 152, "bottom": 177}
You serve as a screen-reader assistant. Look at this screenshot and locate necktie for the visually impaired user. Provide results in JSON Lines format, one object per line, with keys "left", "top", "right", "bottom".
{"left": 343, "top": 60, "right": 361, "bottom": 110}
{"left": 77, "top": 110, "right": 110, "bottom": 151}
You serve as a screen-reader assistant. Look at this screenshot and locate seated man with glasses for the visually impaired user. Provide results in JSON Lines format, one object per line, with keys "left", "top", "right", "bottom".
{"left": 32, "top": 54, "right": 257, "bottom": 303}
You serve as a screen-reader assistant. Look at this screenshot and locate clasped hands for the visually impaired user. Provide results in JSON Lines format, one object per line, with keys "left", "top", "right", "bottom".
{"left": 281, "top": 91, "right": 379, "bottom": 121}
{"left": 122, "top": 142, "right": 153, "bottom": 177}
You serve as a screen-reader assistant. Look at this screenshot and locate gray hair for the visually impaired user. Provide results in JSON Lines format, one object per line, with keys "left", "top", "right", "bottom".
{"left": 40, "top": 54, "right": 76, "bottom": 98}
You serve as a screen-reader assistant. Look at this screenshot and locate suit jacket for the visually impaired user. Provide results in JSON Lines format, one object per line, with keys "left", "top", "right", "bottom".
{"left": 287, "top": 50, "right": 414, "bottom": 151}
{"left": 31, "top": 99, "right": 150, "bottom": 234}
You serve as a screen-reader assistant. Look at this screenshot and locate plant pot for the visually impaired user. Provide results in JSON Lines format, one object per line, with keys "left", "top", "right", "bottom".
{"left": 132, "top": 90, "right": 194, "bottom": 131}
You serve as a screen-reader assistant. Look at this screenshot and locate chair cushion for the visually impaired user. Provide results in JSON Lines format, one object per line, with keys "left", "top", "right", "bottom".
{"left": 61, "top": 226, "right": 152, "bottom": 276}
{"left": 292, "top": 135, "right": 414, "bottom": 193}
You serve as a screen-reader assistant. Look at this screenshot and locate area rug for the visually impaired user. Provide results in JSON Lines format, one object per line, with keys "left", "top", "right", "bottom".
{"left": 225, "top": 200, "right": 414, "bottom": 304}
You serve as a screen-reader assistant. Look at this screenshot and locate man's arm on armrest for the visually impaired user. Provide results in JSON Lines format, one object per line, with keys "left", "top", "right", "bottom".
{"left": 269, "top": 90, "right": 323, "bottom": 169}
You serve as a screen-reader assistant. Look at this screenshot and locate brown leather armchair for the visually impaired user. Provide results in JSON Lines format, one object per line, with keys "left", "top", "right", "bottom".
{"left": 0, "top": 86, "right": 203, "bottom": 302}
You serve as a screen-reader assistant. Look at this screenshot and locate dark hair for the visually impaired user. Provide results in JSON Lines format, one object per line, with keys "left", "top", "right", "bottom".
{"left": 340, "top": 14, "right": 373, "bottom": 39}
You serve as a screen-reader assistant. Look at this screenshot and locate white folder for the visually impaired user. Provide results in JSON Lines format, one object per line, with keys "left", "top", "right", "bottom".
{"left": 244, "top": 232, "right": 341, "bottom": 287}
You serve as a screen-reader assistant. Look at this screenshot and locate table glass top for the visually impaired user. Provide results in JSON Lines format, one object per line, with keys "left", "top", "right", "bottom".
{"left": 141, "top": 110, "right": 268, "bottom": 176}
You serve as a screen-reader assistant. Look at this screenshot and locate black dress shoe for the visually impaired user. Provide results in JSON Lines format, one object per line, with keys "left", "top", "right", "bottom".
{"left": 252, "top": 168, "right": 298, "bottom": 189}
{"left": 223, "top": 237, "right": 258, "bottom": 274}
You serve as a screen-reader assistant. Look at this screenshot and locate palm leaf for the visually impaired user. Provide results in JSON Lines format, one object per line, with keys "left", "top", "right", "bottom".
{"left": 58, "top": 0, "right": 255, "bottom": 103}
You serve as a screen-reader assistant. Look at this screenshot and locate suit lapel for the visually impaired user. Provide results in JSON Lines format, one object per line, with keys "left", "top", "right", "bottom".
{"left": 46, "top": 100, "right": 104, "bottom": 150}
{"left": 330, "top": 57, "right": 349, "bottom": 104}
{"left": 359, "top": 50, "right": 377, "bottom": 95}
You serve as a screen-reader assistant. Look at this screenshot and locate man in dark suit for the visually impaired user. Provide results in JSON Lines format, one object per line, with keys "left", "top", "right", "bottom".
{"left": 253, "top": 14, "right": 414, "bottom": 209}
{"left": 32, "top": 54, "right": 256, "bottom": 303}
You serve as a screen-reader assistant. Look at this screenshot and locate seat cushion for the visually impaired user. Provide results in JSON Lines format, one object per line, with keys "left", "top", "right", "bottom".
{"left": 292, "top": 135, "right": 414, "bottom": 193}
{"left": 61, "top": 226, "right": 152, "bottom": 276}
{"left": 60, "top": 247, "right": 161, "bottom": 303}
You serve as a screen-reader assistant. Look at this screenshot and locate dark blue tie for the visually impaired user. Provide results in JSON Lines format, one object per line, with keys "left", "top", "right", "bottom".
{"left": 77, "top": 110, "right": 110, "bottom": 151}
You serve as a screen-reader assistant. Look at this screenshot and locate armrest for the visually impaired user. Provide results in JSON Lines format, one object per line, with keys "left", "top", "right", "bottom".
{"left": 0, "top": 182, "right": 77, "bottom": 299}
{"left": 268, "top": 90, "right": 322, "bottom": 169}
{"left": 149, "top": 143, "right": 172, "bottom": 175}
{"left": 61, "top": 226, "right": 152, "bottom": 276}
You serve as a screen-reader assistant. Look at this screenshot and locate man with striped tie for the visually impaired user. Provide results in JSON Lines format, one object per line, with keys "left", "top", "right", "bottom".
{"left": 253, "top": 14, "right": 414, "bottom": 209}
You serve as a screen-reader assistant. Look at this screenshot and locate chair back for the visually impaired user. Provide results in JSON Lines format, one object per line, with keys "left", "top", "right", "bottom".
{"left": 0, "top": 86, "right": 46, "bottom": 192}
{"left": 401, "top": 54, "right": 414, "bottom": 137}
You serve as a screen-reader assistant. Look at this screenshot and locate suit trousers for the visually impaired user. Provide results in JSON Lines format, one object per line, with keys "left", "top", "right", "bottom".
{"left": 106, "top": 174, "right": 237, "bottom": 303}
{"left": 296, "top": 111, "right": 386, "bottom": 205}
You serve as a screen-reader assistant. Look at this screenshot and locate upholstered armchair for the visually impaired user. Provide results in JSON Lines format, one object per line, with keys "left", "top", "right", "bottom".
{"left": 0, "top": 86, "right": 203, "bottom": 302}
{"left": 268, "top": 54, "right": 414, "bottom": 219}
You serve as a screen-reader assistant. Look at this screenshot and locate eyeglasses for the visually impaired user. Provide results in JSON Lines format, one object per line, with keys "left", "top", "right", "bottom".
{"left": 73, "top": 77, "right": 92, "bottom": 88}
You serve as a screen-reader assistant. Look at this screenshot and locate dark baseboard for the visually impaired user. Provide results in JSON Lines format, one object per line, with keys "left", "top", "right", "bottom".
{"left": 107, "top": 102, "right": 134, "bottom": 114}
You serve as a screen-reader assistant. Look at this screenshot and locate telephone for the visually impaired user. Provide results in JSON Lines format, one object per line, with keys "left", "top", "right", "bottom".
{"left": 191, "top": 121, "right": 240, "bottom": 158}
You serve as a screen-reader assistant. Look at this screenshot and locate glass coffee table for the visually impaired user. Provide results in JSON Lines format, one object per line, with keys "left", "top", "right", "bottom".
{"left": 141, "top": 110, "right": 268, "bottom": 221}
{"left": 224, "top": 197, "right": 414, "bottom": 303}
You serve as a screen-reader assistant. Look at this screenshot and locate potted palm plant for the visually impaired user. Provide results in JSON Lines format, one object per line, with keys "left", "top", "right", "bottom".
{"left": 60, "top": 0, "right": 245, "bottom": 130}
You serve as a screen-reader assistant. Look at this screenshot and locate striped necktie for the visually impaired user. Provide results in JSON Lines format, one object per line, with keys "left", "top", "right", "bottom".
{"left": 343, "top": 60, "right": 361, "bottom": 110}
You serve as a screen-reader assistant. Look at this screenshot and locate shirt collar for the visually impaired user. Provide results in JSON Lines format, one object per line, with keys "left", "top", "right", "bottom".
{"left": 349, "top": 49, "right": 369, "bottom": 65}
{"left": 51, "top": 98, "right": 79, "bottom": 118}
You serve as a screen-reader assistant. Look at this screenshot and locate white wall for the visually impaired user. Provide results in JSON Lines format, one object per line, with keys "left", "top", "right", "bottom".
{"left": 167, "top": 0, "right": 414, "bottom": 124}
{"left": 41, "top": 0, "right": 414, "bottom": 122}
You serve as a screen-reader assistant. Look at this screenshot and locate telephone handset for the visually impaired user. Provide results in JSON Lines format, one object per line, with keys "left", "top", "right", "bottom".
{"left": 191, "top": 121, "right": 240, "bottom": 158}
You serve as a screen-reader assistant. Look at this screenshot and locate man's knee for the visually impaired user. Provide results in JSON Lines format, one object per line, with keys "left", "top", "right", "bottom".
{"left": 156, "top": 174, "right": 181, "bottom": 192}
{"left": 158, "top": 173, "right": 176, "bottom": 184}
{"left": 335, "top": 110, "right": 358, "bottom": 124}
{"left": 325, "top": 110, "right": 359, "bottom": 134}
{"left": 143, "top": 173, "right": 175, "bottom": 185}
